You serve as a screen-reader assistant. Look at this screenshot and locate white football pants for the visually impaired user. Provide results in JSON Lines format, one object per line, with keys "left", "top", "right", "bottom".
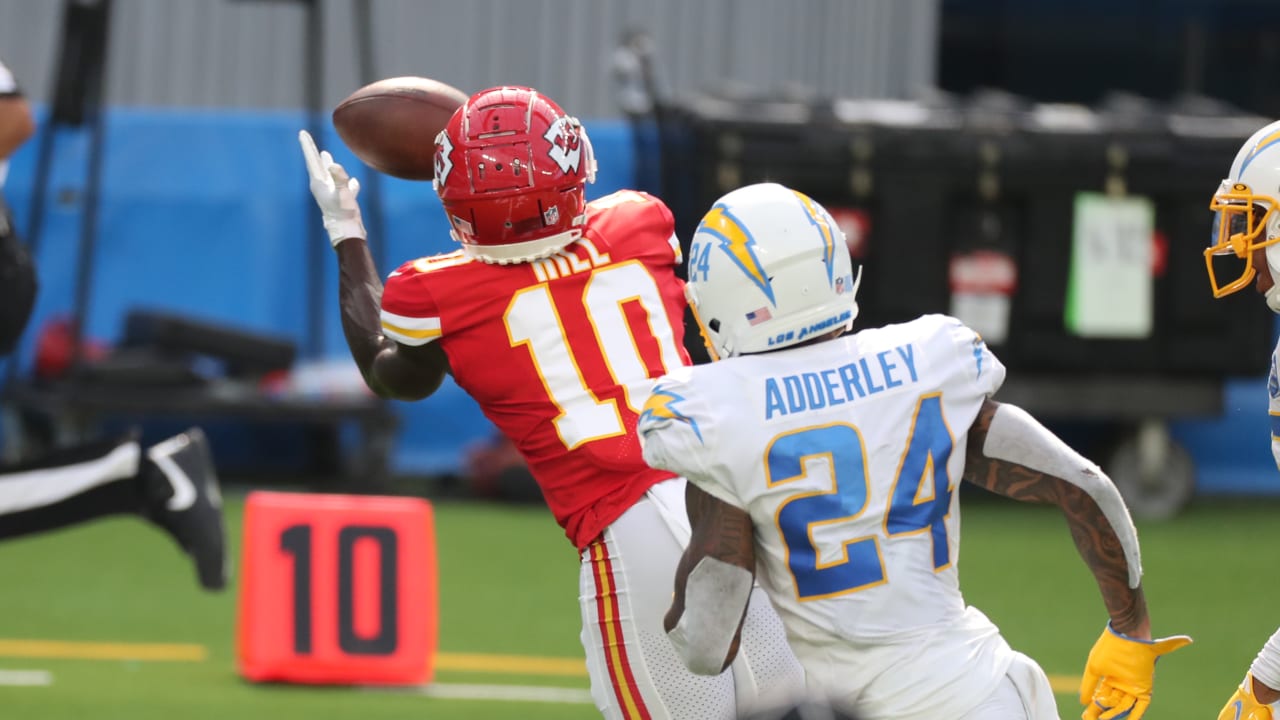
{"left": 578, "top": 477, "right": 806, "bottom": 720}
{"left": 957, "top": 651, "right": 1060, "bottom": 720}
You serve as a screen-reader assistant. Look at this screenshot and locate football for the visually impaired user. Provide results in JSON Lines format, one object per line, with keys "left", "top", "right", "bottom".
{"left": 332, "top": 76, "right": 469, "bottom": 181}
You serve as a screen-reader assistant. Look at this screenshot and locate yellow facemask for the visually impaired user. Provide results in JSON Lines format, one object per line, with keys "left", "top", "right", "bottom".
{"left": 1205, "top": 182, "right": 1280, "bottom": 298}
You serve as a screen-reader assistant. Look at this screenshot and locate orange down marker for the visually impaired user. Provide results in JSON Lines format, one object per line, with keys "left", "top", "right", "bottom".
{"left": 236, "top": 491, "right": 437, "bottom": 685}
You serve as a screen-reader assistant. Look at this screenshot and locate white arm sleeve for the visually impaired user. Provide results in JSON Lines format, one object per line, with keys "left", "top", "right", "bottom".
{"left": 1252, "top": 626, "right": 1280, "bottom": 693}
{"left": 983, "top": 402, "right": 1143, "bottom": 587}
{"left": 666, "top": 557, "right": 754, "bottom": 676}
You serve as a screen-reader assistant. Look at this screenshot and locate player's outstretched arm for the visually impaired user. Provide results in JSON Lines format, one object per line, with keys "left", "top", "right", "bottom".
{"left": 334, "top": 240, "right": 448, "bottom": 400}
{"left": 963, "top": 398, "right": 1190, "bottom": 720}
{"left": 663, "top": 482, "right": 756, "bottom": 676}
{"left": 963, "top": 398, "right": 1145, "bottom": 633}
{"left": 299, "top": 130, "right": 448, "bottom": 401}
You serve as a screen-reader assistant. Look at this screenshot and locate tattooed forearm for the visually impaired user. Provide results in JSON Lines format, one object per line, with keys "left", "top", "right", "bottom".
{"left": 684, "top": 477, "right": 722, "bottom": 526}
{"left": 665, "top": 483, "right": 756, "bottom": 668}
{"left": 963, "top": 400, "right": 1149, "bottom": 636}
{"left": 685, "top": 484, "right": 756, "bottom": 566}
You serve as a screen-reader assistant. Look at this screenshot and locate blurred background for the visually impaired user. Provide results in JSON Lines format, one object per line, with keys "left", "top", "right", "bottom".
{"left": 1, "top": 0, "right": 1277, "bottom": 504}
{"left": 0, "top": 1, "right": 1278, "bottom": 718}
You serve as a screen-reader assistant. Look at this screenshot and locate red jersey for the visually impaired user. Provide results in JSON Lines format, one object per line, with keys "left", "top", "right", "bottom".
{"left": 380, "top": 190, "right": 691, "bottom": 549}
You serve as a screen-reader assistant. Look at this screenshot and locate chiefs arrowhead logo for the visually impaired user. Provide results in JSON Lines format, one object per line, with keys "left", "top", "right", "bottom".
{"left": 543, "top": 116, "right": 583, "bottom": 175}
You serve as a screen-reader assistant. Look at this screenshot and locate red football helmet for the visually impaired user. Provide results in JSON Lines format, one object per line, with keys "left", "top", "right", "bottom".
{"left": 433, "top": 86, "right": 597, "bottom": 264}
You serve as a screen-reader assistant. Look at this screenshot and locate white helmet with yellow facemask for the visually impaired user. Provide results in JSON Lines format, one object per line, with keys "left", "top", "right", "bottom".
{"left": 1207, "top": 119, "right": 1280, "bottom": 312}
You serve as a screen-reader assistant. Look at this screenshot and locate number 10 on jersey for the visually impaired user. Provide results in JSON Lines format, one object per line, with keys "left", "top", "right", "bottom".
{"left": 505, "top": 262, "right": 686, "bottom": 450}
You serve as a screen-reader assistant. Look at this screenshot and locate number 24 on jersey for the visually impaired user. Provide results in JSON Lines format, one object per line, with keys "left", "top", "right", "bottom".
{"left": 769, "top": 393, "right": 954, "bottom": 600}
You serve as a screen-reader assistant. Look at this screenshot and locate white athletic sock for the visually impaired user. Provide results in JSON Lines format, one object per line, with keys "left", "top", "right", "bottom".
{"left": 0, "top": 442, "right": 140, "bottom": 514}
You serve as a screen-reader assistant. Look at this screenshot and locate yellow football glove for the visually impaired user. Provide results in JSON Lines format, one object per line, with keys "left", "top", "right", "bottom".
{"left": 1218, "top": 674, "right": 1276, "bottom": 720}
{"left": 1078, "top": 623, "right": 1192, "bottom": 720}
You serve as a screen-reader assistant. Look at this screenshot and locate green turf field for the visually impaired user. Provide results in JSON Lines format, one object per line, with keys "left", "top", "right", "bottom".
{"left": 0, "top": 489, "right": 1275, "bottom": 719}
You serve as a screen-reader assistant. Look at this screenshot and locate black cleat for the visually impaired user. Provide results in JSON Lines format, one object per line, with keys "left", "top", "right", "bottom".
{"left": 143, "top": 428, "right": 228, "bottom": 591}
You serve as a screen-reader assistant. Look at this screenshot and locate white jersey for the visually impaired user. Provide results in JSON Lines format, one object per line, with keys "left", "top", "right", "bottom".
{"left": 1269, "top": 336, "right": 1280, "bottom": 471}
{"left": 640, "top": 314, "right": 1018, "bottom": 719}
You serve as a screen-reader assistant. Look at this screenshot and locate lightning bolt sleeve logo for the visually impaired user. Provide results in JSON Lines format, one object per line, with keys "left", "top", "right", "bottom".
{"left": 972, "top": 335, "right": 986, "bottom": 379}
{"left": 640, "top": 387, "right": 703, "bottom": 442}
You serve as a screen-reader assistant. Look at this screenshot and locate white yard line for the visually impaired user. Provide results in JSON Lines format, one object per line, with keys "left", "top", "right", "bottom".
{"left": 369, "top": 681, "right": 594, "bottom": 704}
{"left": 0, "top": 669, "right": 52, "bottom": 686}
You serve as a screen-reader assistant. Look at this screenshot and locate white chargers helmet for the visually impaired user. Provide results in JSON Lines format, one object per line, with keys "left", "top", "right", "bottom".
{"left": 685, "top": 182, "right": 860, "bottom": 359}
{"left": 1207, "top": 118, "right": 1280, "bottom": 312}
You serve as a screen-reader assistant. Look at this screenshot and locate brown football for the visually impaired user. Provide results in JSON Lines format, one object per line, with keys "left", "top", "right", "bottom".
{"left": 332, "top": 76, "right": 468, "bottom": 181}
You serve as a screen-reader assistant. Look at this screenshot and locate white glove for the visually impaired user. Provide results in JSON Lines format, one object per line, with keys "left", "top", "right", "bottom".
{"left": 298, "top": 130, "right": 367, "bottom": 247}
